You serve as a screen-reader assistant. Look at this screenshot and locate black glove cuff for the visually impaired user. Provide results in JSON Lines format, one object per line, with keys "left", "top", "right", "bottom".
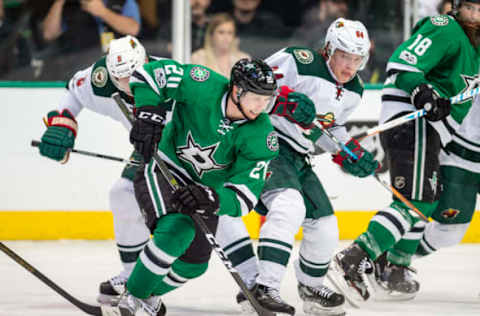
{"left": 135, "top": 106, "right": 167, "bottom": 126}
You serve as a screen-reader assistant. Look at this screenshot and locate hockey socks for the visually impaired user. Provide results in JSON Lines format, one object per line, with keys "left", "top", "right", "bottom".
{"left": 127, "top": 214, "right": 196, "bottom": 298}
{"left": 153, "top": 260, "right": 208, "bottom": 296}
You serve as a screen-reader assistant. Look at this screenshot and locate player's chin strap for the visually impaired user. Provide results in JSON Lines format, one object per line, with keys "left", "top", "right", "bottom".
{"left": 112, "top": 92, "right": 276, "bottom": 316}
{"left": 313, "top": 120, "right": 429, "bottom": 222}
{"left": 230, "top": 87, "right": 252, "bottom": 121}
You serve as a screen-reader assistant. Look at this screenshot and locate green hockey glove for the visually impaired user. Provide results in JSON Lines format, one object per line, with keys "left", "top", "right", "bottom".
{"left": 332, "top": 138, "right": 379, "bottom": 177}
{"left": 270, "top": 85, "right": 316, "bottom": 129}
{"left": 39, "top": 110, "right": 78, "bottom": 163}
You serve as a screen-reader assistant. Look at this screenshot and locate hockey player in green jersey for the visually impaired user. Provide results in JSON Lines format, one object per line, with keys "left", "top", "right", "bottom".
{"left": 329, "top": 0, "right": 480, "bottom": 304}
{"left": 113, "top": 58, "right": 318, "bottom": 316}
{"left": 215, "top": 18, "right": 379, "bottom": 316}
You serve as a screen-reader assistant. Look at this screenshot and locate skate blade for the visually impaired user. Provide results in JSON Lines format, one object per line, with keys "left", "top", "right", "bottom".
{"left": 100, "top": 305, "right": 123, "bottom": 316}
{"left": 97, "top": 293, "right": 120, "bottom": 305}
{"left": 365, "top": 274, "right": 417, "bottom": 302}
{"left": 303, "top": 301, "right": 346, "bottom": 316}
{"left": 238, "top": 300, "right": 257, "bottom": 315}
{"left": 326, "top": 260, "right": 367, "bottom": 309}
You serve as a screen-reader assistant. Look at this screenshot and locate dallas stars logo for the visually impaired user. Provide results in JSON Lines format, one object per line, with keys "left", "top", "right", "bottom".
{"left": 177, "top": 132, "right": 226, "bottom": 178}
{"left": 458, "top": 74, "right": 480, "bottom": 103}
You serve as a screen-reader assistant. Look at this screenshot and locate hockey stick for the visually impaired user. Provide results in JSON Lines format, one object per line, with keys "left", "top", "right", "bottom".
{"left": 0, "top": 242, "right": 130, "bottom": 316}
{"left": 352, "top": 86, "right": 480, "bottom": 140}
{"left": 112, "top": 93, "right": 275, "bottom": 316}
{"left": 313, "top": 121, "right": 429, "bottom": 222}
{"left": 31, "top": 140, "right": 141, "bottom": 166}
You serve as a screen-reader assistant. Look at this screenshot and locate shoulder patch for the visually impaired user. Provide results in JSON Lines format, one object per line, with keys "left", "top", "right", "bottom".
{"left": 266, "top": 131, "right": 279, "bottom": 152}
{"left": 190, "top": 66, "right": 210, "bottom": 82}
{"left": 293, "top": 49, "right": 314, "bottom": 64}
{"left": 154, "top": 68, "right": 167, "bottom": 88}
{"left": 430, "top": 15, "right": 449, "bottom": 26}
{"left": 92, "top": 66, "right": 108, "bottom": 88}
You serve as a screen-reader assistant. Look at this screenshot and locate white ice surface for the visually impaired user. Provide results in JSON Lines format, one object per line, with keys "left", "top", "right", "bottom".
{"left": 0, "top": 240, "right": 479, "bottom": 316}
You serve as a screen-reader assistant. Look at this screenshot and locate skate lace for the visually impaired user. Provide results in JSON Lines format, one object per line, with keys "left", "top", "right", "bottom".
{"left": 125, "top": 293, "right": 161, "bottom": 316}
{"left": 266, "top": 287, "right": 286, "bottom": 304}
{"left": 312, "top": 285, "right": 334, "bottom": 299}
{"left": 110, "top": 273, "right": 128, "bottom": 286}
{"left": 357, "top": 257, "right": 373, "bottom": 275}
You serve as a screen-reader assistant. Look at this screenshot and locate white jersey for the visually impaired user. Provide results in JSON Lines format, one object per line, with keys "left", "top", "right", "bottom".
{"left": 265, "top": 47, "right": 364, "bottom": 154}
{"left": 440, "top": 96, "right": 480, "bottom": 173}
{"left": 57, "top": 56, "right": 160, "bottom": 130}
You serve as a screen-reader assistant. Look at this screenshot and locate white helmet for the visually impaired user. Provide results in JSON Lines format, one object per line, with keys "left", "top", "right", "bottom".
{"left": 106, "top": 35, "right": 146, "bottom": 91}
{"left": 324, "top": 18, "right": 371, "bottom": 70}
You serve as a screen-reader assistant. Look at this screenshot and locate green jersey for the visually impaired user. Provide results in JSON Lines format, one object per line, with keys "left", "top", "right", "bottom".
{"left": 382, "top": 15, "right": 480, "bottom": 126}
{"left": 130, "top": 59, "right": 279, "bottom": 217}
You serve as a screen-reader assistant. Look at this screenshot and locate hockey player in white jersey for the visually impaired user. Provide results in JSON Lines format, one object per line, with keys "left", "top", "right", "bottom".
{"left": 216, "top": 18, "right": 379, "bottom": 316}
{"left": 36, "top": 35, "right": 159, "bottom": 306}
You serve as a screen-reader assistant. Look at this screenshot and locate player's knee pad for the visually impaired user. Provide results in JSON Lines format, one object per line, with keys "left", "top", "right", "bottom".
{"left": 260, "top": 188, "right": 306, "bottom": 240}
{"left": 109, "top": 178, "right": 150, "bottom": 253}
{"left": 216, "top": 215, "right": 251, "bottom": 248}
{"left": 109, "top": 177, "right": 140, "bottom": 220}
{"left": 423, "top": 220, "right": 469, "bottom": 250}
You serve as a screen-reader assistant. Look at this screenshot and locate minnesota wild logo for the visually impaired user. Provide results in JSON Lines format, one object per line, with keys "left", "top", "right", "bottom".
{"left": 293, "top": 49, "right": 314, "bottom": 64}
{"left": 92, "top": 66, "right": 108, "bottom": 88}
{"left": 441, "top": 208, "right": 460, "bottom": 219}
{"left": 190, "top": 66, "right": 210, "bottom": 82}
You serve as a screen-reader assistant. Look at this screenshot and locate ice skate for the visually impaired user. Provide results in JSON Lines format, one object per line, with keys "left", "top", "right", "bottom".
{"left": 298, "top": 282, "right": 345, "bottom": 316}
{"left": 252, "top": 284, "right": 295, "bottom": 315}
{"left": 113, "top": 291, "right": 166, "bottom": 316}
{"left": 376, "top": 263, "right": 419, "bottom": 301}
{"left": 97, "top": 272, "right": 129, "bottom": 304}
{"left": 327, "top": 243, "right": 373, "bottom": 307}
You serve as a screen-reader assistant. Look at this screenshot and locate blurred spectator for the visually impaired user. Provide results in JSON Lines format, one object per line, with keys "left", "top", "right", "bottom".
{"left": 155, "top": 0, "right": 210, "bottom": 56}
{"left": 417, "top": 0, "right": 442, "bottom": 21}
{"left": 349, "top": 0, "right": 404, "bottom": 83}
{"left": 437, "top": 0, "right": 452, "bottom": 14}
{"left": 289, "top": 0, "right": 349, "bottom": 49}
{"left": 42, "top": 0, "right": 141, "bottom": 54}
{"left": 0, "top": 0, "right": 34, "bottom": 76}
{"left": 231, "top": 0, "right": 287, "bottom": 38}
{"left": 137, "top": 0, "right": 158, "bottom": 37}
{"left": 191, "top": 0, "right": 211, "bottom": 51}
{"left": 191, "top": 13, "right": 249, "bottom": 78}
{"left": 230, "top": 0, "right": 290, "bottom": 58}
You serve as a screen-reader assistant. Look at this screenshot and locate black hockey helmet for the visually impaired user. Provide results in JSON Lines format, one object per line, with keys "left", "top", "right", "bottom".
{"left": 230, "top": 58, "right": 277, "bottom": 96}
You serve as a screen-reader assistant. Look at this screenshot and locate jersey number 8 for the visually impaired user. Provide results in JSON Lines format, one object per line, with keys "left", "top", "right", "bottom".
{"left": 407, "top": 34, "right": 432, "bottom": 56}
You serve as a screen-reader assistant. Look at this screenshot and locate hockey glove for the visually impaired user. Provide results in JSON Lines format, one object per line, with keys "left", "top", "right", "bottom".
{"left": 271, "top": 85, "right": 316, "bottom": 129}
{"left": 39, "top": 109, "right": 78, "bottom": 163}
{"left": 130, "top": 106, "right": 165, "bottom": 163}
{"left": 411, "top": 84, "right": 451, "bottom": 122}
{"left": 332, "top": 138, "right": 379, "bottom": 178}
{"left": 172, "top": 184, "right": 220, "bottom": 218}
